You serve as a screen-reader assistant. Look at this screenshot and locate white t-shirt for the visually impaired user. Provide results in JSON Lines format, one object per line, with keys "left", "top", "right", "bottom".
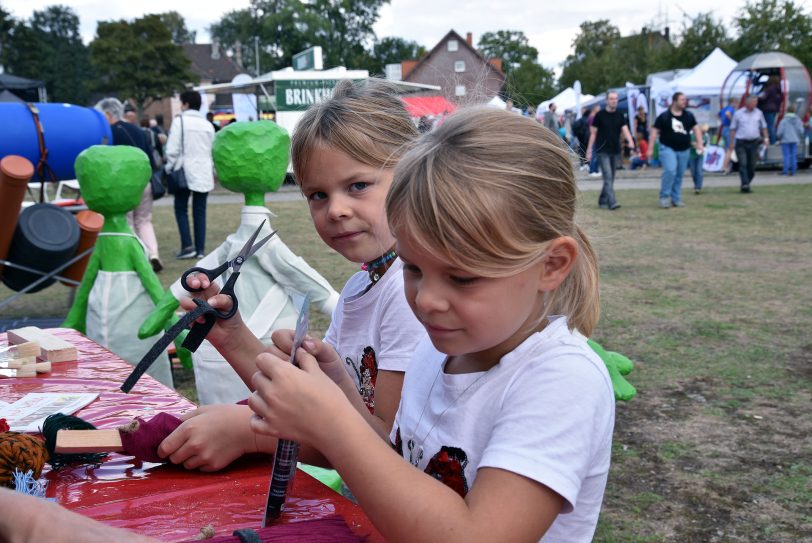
{"left": 324, "top": 258, "right": 426, "bottom": 414}
{"left": 390, "top": 316, "right": 615, "bottom": 542}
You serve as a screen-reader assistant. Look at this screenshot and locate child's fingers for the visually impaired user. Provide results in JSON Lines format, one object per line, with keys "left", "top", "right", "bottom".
{"left": 294, "top": 348, "right": 320, "bottom": 374}
{"left": 270, "top": 329, "right": 295, "bottom": 355}
{"left": 206, "top": 293, "right": 234, "bottom": 311}
{"left": 157, "top": 427, "right": 184, "bottom": 459}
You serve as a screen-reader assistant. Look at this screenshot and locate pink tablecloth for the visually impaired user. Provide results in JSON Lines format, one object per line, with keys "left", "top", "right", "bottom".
{"left": 1, "top": 328, "right": 383, "bottom": 542}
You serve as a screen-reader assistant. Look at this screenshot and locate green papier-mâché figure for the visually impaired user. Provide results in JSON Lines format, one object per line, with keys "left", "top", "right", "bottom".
{"left": 588, "top": 339, "right": 637, "bottom": 401}
{"left": 139, "top": 121, "right": 338, "bottom": 404}
{"left": 63, "top": 145, "right": 175, "bottom": 387}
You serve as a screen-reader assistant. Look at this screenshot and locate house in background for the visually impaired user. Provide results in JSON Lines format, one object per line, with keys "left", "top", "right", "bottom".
{"left": 396, "top": 30, "right": 505, "bottom": 105}
{"left": 145, "top": 42, "right": 244, "bottom": 130}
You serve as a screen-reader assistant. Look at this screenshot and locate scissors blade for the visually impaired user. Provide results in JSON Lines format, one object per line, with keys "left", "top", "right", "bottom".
{"left": 231, "top": 220, "right": 267, "bottom": 271}
{"left": 246, "top": 231, "right": 276, "bottom": 260}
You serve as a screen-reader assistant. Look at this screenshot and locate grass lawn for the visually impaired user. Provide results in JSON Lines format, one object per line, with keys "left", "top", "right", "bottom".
{"left": 1, "top": 183, "right": 810, "bottom": 541}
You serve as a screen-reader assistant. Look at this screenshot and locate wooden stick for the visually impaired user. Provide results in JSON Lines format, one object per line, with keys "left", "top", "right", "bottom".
{"left": 7, "top": 327, "right": 77, "bottom": 362}
{"left": 55, "top": 429, "right": 124, "bottom": 454}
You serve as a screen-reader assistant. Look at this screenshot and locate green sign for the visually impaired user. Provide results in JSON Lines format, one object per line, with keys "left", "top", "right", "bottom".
{"left": 275, "top": 79, "right": 361, "bottom": 112}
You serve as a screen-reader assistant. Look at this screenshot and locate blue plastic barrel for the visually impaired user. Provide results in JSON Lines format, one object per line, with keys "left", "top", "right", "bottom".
{"left": 0, "top": 103, "right": 112, "bottom": 181}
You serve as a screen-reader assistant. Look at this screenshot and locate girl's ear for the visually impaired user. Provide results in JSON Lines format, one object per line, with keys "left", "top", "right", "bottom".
{"left": 538, "top": 236, "right": 578, "bottom": 292}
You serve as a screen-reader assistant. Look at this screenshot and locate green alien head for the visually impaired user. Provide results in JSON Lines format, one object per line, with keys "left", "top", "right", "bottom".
{"left": 212, "top": 121, "right": 290, "bottom": 205}
{"left": 75, "top": 145, "right": 150, "bottom": 216}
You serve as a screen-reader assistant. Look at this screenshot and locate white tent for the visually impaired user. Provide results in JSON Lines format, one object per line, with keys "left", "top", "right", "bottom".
{"left": 540, "top": 87, "right": 595, "bottom": 114}
{"left": 669, "top": 48, "right": 737, "bottom": 96}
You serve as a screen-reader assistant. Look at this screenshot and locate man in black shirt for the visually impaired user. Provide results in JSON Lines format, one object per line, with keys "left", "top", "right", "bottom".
{"left": 586, "top": 91, "right": 636, "bottom": 210}
{"left": 648, "top": 92, "right": 704, "bottom": 208}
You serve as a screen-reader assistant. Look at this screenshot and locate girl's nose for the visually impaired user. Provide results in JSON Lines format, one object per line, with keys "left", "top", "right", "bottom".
{"left": 327, "top": 196, "right": 352, "bottom": 220}
{"left": 413, "top": 279, "right": 450, "bottom": 314}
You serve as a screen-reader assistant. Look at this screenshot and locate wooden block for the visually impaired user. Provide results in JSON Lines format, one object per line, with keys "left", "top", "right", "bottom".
{"left": 7, "top": 327, "right": 77, "bottom": 362}
{"left": 0, "top": 342, "right": 40, "bottom": 359}
{"left": 55, "top": 429, "right": 123, "bottom": 454}
{"left": 0, "top": 356, "right": 37, "bottom": 368}
{"left": 0, "top": 367, "right": 36, "bottom": 378}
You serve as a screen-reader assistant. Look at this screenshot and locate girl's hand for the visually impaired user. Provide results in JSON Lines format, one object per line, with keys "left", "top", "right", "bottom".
{"left": 178, "top": 275, "right": 246, "bottom": 350}
{"left": 157, "top": 404, "right": 256, "bottom": 471}
{"left": 248, "top": 349, "right": 348, "bottom": 446}
{"left": 268, "top": 330, "right": 348, "bottom": 385}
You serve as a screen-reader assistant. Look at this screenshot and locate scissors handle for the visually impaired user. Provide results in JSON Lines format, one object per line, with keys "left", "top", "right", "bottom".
{"left": 214, "top": 271, "right": 240, "bottom": 320}
{"left": 181, "top": 261, "right": 229, "bottom": 293}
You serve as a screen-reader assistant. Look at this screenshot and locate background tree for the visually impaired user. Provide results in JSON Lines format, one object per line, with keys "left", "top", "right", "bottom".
{"left": 559, "top": 20, "right": 673, "bottom": 94}
{"left": 731, "top": 0, "right": 812, "bottom": 69}
{"left": 670, "top": 12, "right": 732, "bottom": 68}
{"left": 559, "top": 20, "right": 622, "bottom": 93}
{"left": 363, "top": 36, "right": 424, "bottom": 76}
{"left": 0, "top": 5, "right": 14, "bottom": 71}
{"left": 211, "top": 0, "right": 389, "bottom": 73}
{"left": 478, "top": 30, "right": 556, "bottom": 108}
{"left": 159, "top": 11, "right": 197, "bottom": 45}
{"left": 1, "top": 5, "right": 92, "bottom": 104}
{"left": 90, "top": 14, "right": 196, "bottom": 113}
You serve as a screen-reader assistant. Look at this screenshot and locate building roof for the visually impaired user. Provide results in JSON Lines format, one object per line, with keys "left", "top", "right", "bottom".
{"left": 182, "top": 44, "right": 244, "bottom": 83}
{"left": 403, "top": 30, "right": 505, "bottom": 83}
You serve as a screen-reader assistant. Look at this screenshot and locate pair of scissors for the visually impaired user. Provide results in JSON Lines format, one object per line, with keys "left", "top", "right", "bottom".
{"left": 180, "top": 220, "right": 277, "bottom": 320}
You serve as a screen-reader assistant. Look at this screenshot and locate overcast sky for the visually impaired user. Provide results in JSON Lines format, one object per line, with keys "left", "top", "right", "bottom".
{"left": 2, "top": 0, "right": 748, "bottom": 70}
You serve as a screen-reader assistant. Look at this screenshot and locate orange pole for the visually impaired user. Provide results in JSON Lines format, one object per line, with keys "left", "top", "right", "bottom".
{"left": 61, "top": 210, "right": 104, "bottom": 285}
{"left": 0, "top": 156, "right": 35, "bottom": 276}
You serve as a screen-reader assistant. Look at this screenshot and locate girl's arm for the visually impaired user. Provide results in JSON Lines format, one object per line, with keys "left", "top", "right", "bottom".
{"left": 249, "top": 350, "right": 565, "bottom": 543}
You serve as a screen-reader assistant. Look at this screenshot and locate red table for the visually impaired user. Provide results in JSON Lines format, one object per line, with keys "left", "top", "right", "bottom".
{"left": 1, "top": 328, "right": 383, "bottom": 542}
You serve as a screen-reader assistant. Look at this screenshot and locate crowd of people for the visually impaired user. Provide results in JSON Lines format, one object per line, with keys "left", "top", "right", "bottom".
{"left": 530, "top": 88, "right": 807, "bottom": 209}
{"left": 94, "top": 91, "right": 216, "bottom": 272}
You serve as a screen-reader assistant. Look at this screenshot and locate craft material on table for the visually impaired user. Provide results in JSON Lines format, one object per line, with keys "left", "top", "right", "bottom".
{"left": 0, "top": 328, "right": 383, "bottom": 541}
{"left": 120, "top": 222, "right": 275, "bottom": 393}
{"left": 263, "top": 295, "right": 310, "bottom": 526}
{"left": 0, "top": 393, "right": 98, "bottom": 432}
{"left": 0, "top": 342, "right": 40, "bottom": 361}
{"left": 6, "top": 327, "right": 77, "bottom": 362}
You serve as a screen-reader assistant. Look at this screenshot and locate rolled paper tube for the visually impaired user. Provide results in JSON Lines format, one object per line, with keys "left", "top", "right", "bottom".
{"left": 0, "top": 156, "right": 35, "bottom": 274}
{"left": 61, "top": 210, "right": 104, "bottom": 285}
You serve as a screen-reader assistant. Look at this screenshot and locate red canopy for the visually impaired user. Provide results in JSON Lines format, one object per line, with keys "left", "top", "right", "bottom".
{"left": 401, "top": 96, "right": 457, "bottom": 117}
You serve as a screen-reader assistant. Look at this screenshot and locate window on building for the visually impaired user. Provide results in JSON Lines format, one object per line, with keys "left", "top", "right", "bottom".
{"left": 447, "top": 39, "right": 458, "bottom": 52}
{"left": 454, "top": 60, "right": 465, "bottom": 72}
{"left": 455, "top": 85, "right": 466, "bottom": 96}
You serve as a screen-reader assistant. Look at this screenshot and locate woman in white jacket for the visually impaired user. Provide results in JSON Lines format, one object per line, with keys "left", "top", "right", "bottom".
{"left": 164, "top": 90, "right": 215, "bottom": 259}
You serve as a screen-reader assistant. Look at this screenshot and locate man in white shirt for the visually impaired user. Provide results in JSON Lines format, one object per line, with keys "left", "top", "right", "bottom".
{"left": 164, "top": 90, "right": 215, "bottom": 258}
{"left": 727, "top": 95, "right": 769, "bottom": 193}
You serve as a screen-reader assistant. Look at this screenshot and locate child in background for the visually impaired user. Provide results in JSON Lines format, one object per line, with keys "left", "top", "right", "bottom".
{"left": 689, "top": 124, "right": 710, "bottom": 194}
{"left": 630, "top": 138, "right": 649, "bottom": 170}
{"left": 156, "top": 80, "right": 426, "bottom": 470}
{"left": 249, "top": 107, "right": 615, "bottom": 542}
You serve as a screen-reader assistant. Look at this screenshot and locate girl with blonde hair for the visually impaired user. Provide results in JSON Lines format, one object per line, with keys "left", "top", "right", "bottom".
{"left": 156, "top": 79, "right": 426, "bottom": 470}
{"left": 250, "top": 106, "right": 615, "bottom": 541}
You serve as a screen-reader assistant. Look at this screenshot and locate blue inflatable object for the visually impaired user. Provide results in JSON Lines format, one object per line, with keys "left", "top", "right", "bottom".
{"left": 0, "top": 103, "right": 112, "bottom": 181}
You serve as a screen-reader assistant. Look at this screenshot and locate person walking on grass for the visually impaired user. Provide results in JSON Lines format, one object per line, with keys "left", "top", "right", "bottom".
{"left": 164, "top": 90, "right": 215, "bottom": 259}
{"left": 726, "top": 95, "right": 768, "bottom": 194}
{"left": 648, "top": 92, "right": 703, "bottom": 208}
{"left": 586, "top": 91, "right": 635, "bottom": 210}
{"left": 776, "top": 104, "right": 804, "bottom": 177}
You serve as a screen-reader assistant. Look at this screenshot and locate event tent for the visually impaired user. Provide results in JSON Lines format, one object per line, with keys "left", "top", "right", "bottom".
{"left": 539, "top": 87, "right": 595, "bottom": 114}
{"left": 669, "top": 48, "right": 737, "bottom": 96}
{"left": 0, "top": 73, "right": 47, "bottom": 102}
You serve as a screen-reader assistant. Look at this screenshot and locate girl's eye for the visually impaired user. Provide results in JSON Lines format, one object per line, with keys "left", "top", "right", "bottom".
{"left": 451, "top": 275, "right": 478, "bottom": 286}
{"left": 402, "top": 263, "right": 421, "bottom": 275}
{"left": 349, "top": 182, "right": 369, "bottom": 192}
{"left": 307, "top": 191, "right": 327, "bottom": 202}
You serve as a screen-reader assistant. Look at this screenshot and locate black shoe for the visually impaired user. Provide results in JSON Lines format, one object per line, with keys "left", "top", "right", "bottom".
{"left": 609, "top": 203, "right": 622, "bottom": 210}
{"left": 150, "top": 256, "right": 164, "bottom": 273}
{"left": 176, "top": 247, "right": 196, "bottom": 259}
{"left": 195, "top": 252, "right": 205, "bottom": 259}
{"left": 741, "top": 184, "right": 752, "bottom": 193}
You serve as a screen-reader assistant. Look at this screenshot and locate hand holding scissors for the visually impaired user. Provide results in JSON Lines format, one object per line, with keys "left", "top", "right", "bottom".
{"left": 180, "top": 220, "right": 276, "bottom": 320}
